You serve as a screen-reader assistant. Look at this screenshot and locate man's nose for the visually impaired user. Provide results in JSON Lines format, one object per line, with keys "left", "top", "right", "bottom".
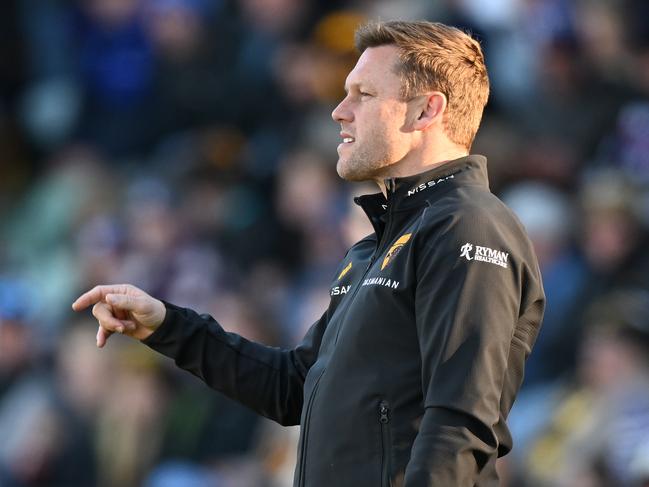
{"left": 331, "top": 98, "right": 352, "bottom": 123}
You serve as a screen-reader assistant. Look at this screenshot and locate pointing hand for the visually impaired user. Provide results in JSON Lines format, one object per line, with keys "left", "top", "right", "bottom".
{"left": 72, "top": 284, "right": 166, "bottom": 348}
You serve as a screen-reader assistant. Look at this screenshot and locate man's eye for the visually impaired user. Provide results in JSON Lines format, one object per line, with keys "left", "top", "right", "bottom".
{"left": 360, "top": 92, "right": 372, "bottom": 97}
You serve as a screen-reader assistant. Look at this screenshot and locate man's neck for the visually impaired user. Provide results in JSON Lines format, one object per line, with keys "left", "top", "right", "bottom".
{"left": 375, "top": 147, "right": 469, "bottom": 196}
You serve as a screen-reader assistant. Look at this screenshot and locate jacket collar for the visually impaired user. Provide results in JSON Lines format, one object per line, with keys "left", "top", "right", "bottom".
{"left": 354, "top": 154, "right": 489, "bottom": 218}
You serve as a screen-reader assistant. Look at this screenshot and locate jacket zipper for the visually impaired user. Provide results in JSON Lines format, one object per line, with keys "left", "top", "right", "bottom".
{"left": 374, "top": 183, "right": 397, "bottom": 262}
{"left": 297, "top": 222, "right": 390, "bottom": 485}
{"left": 297, "top": 371, "right": 324, "bottom": 487}
{"left": 297, "top": 243, "right": 382, "bottom": 486}
{"left": 332, "top": 189, "right": 397, "bottom": 346}
{"left": 379, "top": 401, "right": 392, "bottom": 487}
{"left": 298, "top": 189, "right": 398, "bottom": 486}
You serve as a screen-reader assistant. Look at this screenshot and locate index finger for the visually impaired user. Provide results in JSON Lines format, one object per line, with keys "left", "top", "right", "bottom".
{"left": 72, "top": 284, "right": 130, "bottom": 311}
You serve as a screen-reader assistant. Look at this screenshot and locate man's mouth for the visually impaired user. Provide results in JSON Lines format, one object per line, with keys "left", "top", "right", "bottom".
{"left": 340, "top": 130, "right": 355, "bottom": 144}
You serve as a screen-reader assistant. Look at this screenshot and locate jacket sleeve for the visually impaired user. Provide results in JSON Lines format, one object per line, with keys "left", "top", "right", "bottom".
{"left": 141, "top": 303, "right": 329, "bottom": 426}
{"left": 403, "top": 208, "right": 532, "bottom": 486}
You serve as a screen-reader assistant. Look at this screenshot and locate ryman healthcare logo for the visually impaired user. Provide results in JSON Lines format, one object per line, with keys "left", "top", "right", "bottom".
{"left": 460, "top": 243, "right": 509, "bottom": 269}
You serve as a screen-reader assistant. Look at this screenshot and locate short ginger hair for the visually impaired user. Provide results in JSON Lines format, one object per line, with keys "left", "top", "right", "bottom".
{"left": 355, "top": 20, "right": 490, "bottom": 150}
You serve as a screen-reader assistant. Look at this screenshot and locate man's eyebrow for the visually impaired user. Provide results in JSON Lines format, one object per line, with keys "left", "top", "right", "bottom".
{"left": 344, "top": 82, "right": 373, "bottom": 94}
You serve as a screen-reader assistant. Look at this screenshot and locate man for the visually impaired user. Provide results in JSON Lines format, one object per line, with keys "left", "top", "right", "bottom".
{"left": 73, "top": 20, "right": 545, "bottom": 486}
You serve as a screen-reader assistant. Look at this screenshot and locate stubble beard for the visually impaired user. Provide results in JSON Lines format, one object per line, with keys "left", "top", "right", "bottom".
{"left": 336, "top": 137, "right": 393, "bottom": 183}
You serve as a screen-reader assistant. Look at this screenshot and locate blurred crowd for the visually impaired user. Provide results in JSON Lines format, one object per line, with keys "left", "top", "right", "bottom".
{"left": 2, "top": 0, "right": 649, "bottom": 486}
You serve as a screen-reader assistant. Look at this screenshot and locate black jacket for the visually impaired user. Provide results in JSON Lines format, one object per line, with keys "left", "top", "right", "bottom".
{"left": 143, "top": 155, "right": 545, "bottom": 486}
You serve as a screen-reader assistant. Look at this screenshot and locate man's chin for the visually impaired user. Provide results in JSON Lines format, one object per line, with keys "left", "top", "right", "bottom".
{"left": 336, "top": 159, "right": 370, "bottom": 182}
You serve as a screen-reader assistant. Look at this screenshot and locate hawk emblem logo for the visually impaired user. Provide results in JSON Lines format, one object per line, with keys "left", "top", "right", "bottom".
{"left": 381, "top": 233, "right": 412, "bottom": 270}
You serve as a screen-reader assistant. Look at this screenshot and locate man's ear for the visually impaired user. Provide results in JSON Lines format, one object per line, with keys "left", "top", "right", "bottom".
{"left": 413, "top": 92, "right": 447, "bottom": 131}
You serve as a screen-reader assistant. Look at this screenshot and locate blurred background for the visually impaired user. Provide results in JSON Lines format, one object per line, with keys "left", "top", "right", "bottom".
{"left": 2, "top": 0, "right": 649, "bottom": 486}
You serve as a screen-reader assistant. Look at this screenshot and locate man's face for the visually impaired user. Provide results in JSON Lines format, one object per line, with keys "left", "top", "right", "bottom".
{"left": 331, "top": 45, "right": 417, "bottom": 182}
